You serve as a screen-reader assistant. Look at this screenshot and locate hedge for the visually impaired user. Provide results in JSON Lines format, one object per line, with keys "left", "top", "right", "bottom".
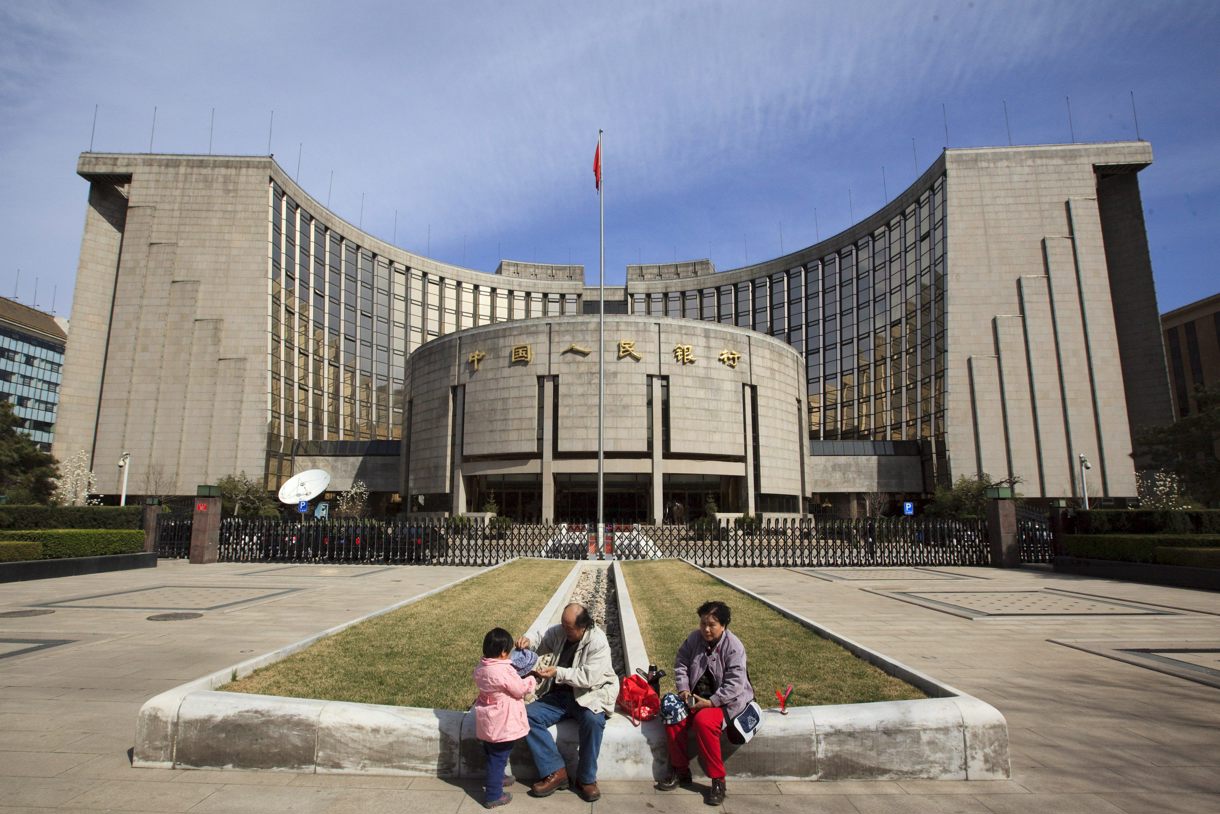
{"left": 1154, "top": 547, "right": 1220, "bottom": 569}
{"left": 0, "top": 505, "right": 144, "bottom": 531}
{"left": 1063, "top": 534, "right": 1220, "bottom": 563}
{"left": 1074, "top": 510, "right": 1220, "bottom": 535}
{"left": 0, "top": 540, "right": 42, "bottom": 563}
{"left": 0, "top": 529, "right": 144, "bottom": 559}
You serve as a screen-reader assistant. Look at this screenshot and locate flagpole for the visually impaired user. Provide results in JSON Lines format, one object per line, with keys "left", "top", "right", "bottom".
{"left": 597, "top": 130, "right": 605, "bottom": 552}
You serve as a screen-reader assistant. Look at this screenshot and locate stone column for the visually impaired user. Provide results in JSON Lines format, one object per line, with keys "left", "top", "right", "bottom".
{"left": 985, "top": 498, "right": 1019, "bottom": 567}
{"left": 141, "top": 503, "right": 161, "bottom": 554}
{"left": 450, "top": 385, "right": 466, "bottom": 516}
{"left": 541, "top": 377, "right": 555, "bottom": 524}
{"left": 189, "top": 497, "right": 221, "bottom": 564}
{"left": 651, "top": 377, "right": 664, "bottom": 524}
{"left": 742, "top": 385, "right": 756, "bottom": 516}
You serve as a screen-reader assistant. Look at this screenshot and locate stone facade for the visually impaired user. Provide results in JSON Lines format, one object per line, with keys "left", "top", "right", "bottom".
{"left": 404, "top": 317, "right": 806, "bottom": 521}
{"left": 57, "top": 143, "right": 1170, "bottom": 511}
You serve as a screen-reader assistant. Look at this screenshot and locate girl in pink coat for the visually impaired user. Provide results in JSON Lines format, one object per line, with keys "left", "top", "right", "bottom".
{"left": 474, "top": 627, "right": 537, "bottom": 808}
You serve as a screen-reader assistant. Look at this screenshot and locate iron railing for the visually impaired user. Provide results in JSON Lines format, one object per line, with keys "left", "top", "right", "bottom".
{"left": 158, "top": 516, "right": 994, "bottom": 567}
{"left": 1016, "top": 507, "right": 1054, "bottom": 563}
{"left": 155, "top": 515, "right": 193, "bottom": 559}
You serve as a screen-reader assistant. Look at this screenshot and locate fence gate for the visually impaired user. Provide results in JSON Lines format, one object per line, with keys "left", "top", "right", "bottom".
{"left": 1016, "top": 505, "right": 1054, "bottom": 563}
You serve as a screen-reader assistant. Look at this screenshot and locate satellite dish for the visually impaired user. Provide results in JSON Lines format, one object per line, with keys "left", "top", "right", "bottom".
{"left": 277, "top": 469, "right": 331, "bottom": 504}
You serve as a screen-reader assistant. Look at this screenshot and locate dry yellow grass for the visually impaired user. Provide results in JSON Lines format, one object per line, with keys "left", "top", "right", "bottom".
{"left": 224, "top": 559, "right": 574, "bottom": 709}
{"left": 621, "top": 560, "right": 924, "bottom": 707}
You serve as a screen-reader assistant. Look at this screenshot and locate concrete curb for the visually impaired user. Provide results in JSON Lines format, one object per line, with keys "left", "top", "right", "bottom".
{"left": 134, "top": 559, "right": 1009, "bottom": 780}
{"left": 0, "top": 551, "right": 156, "bottom": 583}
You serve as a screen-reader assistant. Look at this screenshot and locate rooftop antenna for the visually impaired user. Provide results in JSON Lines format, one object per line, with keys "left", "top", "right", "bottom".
{"left": 295, "top": 143, "right": 302, "bottom": 181}
{"left": 267, "top": 110, "right": 274, "bottom": 155}
{"left": 427, "top": 224, "right": 431, "bottom": 255}
{"left": 13, "top": 268, "right": 19, "bottom": 299}
{"left": 208, "top": 107, "right": 214, "bottom": 154}
{"left": 942, "top": 103, "right": 950, "bottom": 147}
{"left": 148, "top": 106, "right": 157, "bottom": 152}
{"left": 848, "top": 188, "right": 854, "bottom": 223}
{"left": 327, "top": 170, "right": 333, "bottom": 206}
{"left": 32, "top": 277, "right": 38, "bottom": 308}
{"left": 89, "top": 104, "right": 98, "bottom": 152}
{"left": 51, "top": 284, "right": 57, "bottom": 314}
{"left": 743, "top": 234, "right": 748, "bottom": 265}
{"left": 393, "top": 209, "right": 398, "bottom": 244}
{"left": 814, "top": 208, "right": 820, "bottom": 242}
{"left": 1066, "top": 96, "right": 1076, "bottom": 143}
{"left": 911, "top": 137, "right": 917, "bottom": 175}
{"left": 779, "top": 221, "right": 784, "bottom": 254}
{"left": 882, "top": 165, "right": 888, "bottom": 203}
{"left": 358, "top": 192, "right": 365, "bottom": 228}
{"left": 1003, "top": 100, "right": 1012, "bottom": 145}
{"left": 1130, "top": 90, "right": 1142, "bottom": 140}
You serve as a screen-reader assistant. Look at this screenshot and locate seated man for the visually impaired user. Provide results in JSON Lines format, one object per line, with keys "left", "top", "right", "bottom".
{"left": 515, "top": 603, "right": 617, "bottom": 802}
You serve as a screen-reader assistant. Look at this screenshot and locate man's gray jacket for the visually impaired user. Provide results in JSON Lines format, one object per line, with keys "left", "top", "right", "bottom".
{"left": 530, "top": 624, "right": 618, "bottom": 715}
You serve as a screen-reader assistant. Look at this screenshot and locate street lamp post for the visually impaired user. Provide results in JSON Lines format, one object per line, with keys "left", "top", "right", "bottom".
{"left": 118, "top": 452, "right": 131, "bottom": 507}
{"left": 1078, "top": 453, "right": 1092, "bottom": 510}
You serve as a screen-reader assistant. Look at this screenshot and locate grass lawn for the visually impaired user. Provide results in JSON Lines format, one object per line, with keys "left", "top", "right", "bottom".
{"left": 621, "top": 560, "right": 925, "bottom": 707}
{"left": 224, "top": 559, "right": 574, "bottom": 710}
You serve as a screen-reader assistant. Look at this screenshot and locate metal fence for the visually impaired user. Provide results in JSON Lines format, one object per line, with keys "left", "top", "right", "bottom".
{"left": 1017, "top": 510, "right": 1055, "bottom": 563}
{"left": 153, "top": 515, "right": 992, "bottom": 567}
{"left": 155, "top": 515, "right": 193, "bottom": 559}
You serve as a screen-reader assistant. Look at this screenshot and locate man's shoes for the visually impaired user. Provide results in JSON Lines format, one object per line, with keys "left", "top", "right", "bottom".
{"left": 656, "top": 770, "right": 692, "bottom": 791}
{"left": 528, "top": 768, "right": 569, "bottom": 798}
{"left": 573, "top": 779, "right": 601, "bottom": 802}
{"left": 483, "top": 792, "right": 512, "bottom": 809}
{"left": 706, "top": 777, "right": 726, "bottom": 806}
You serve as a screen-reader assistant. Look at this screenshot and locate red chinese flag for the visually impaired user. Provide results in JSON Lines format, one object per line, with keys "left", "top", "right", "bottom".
{"left": 593, "top": 141, "right": 602, "bottom": 191}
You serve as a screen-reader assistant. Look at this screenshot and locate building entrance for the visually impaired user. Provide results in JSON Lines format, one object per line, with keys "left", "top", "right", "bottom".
{"left": 554, "top": 473, "right": 650, "bottom": 524}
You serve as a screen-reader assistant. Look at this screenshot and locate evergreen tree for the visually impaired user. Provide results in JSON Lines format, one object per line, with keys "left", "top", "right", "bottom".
{"left": 0, "top": 400, "right": 59, "bottom": 504}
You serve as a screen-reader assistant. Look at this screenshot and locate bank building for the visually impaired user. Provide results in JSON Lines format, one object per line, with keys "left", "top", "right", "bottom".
{"left": 54, "top": 141, "right": 1172, "bottom": 522}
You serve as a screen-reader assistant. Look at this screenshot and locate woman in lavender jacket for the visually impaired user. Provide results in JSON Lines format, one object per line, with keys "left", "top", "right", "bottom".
{"left": 657, "top": 600, "right": 753, "bottom": 807}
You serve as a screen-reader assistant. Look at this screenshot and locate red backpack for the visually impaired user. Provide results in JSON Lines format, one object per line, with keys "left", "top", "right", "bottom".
{"left": 615, "top": 673, "right": 660, "bottom": 726}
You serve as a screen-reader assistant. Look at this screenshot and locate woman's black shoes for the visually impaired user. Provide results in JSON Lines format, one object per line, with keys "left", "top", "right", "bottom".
{"left": 656, "top": 770, "right": 692, "bottom": 791}
{"left": 706, "top": 778, "right": 726, "bottom": 806}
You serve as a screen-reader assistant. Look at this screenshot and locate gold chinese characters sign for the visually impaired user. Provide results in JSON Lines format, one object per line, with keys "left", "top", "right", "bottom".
{"left": 510, "top": 344, "right": 533, "bottom": 364}
{"left": 718, "top": 349, "right": 741, "bottom": 369}
{"left": 467, "top": 350, "right": 486, "bottom": 371}
{"left": 672, "top": 344, "right": 695, "bottom": 365}
{"left": 618, "top": 340, "right": 641, "bottom": 361}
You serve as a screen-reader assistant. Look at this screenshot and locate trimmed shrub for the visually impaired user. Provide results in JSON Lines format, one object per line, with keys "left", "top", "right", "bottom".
{"left": 1154, "top": 547, "right": 1220, "bottom": 569}
{"left": 0, "top": 540, "right": 42, "bottom": 563}
{"left": 1074, "top": 510, "right": 1220, "bottom": 535}
{"left": 0, "top": 530, "right": 143, "bottom": 559}
{"left": 1063, "top": 534, "right": 1220, "bottom": 563}
{"left": 0, "top": 505, "right": 143, "bottom": 531}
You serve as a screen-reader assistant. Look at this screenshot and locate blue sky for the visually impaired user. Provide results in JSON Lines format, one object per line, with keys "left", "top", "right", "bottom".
{"left": 1, "top": 0, "right": 1217, "bottom": 316}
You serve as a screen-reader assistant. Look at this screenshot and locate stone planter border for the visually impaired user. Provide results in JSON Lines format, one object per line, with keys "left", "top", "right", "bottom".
{"left": 1053, "top": 555, "right": 1220, "bottom": 592}
{"left": 0, "top": 551, "right": 156, "bottom": 583}
{"left": 134, "top": 559, "right": 1009, "bottom": 781}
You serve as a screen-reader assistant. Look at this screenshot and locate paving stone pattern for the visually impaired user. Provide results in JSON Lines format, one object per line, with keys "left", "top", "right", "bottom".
{"left": 38, "top": 585, "right": 300, "bottom": 611}
{"left": 1, "top": 559, "right": 1218, "bottom": 812}
{"left": 802, "top": 567, "right": 976, "bottom": 581}
{"left": 892, "top": 588, "right": 1181, "bottom": 618}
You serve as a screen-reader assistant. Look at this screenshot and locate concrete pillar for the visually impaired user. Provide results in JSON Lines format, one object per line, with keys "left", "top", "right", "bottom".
{"left": 985, "top": 498, "right": 1019, "bottom": 567}
{"left": 541, "top": 377, "right": 555, "bottom": 524}
{"left": 141, "top": 503, "right": 160, "bottom": 554}
{"left": 743, "top": 385, "right": 756, "bottom": 516}
{"left": 651, "top": 377, "right": 664, "bottom": 524}
{"left": 451, "top": 386, "right": 466, "bottom": 516}
{"left": 189, "top": 496, "right": 221, "bottom": 564}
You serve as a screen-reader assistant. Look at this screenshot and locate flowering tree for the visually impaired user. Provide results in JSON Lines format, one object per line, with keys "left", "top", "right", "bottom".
{"left": 52, "top": 449, "right": 99, "bottom": 506}
{"left": 335, "top": 480, "right": 369, "bottom": 517}
{"left": 1136, "top": 469, "right": 1194, "bottom": 510}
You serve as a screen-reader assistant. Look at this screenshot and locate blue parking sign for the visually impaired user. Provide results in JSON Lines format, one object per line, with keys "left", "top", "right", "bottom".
{"left": 298, "top": 500, "right": 309, "bottom": 514}
{"left": 903, "top": 501, "right": 915, "bottom": 516}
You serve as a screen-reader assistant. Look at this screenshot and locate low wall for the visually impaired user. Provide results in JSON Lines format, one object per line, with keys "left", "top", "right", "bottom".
{"left": 134, "top": 559, "right": 1009, "bottom": 781}
{"left": 1054, "top": 556, "right": 1220, "bottom": 591}
{"left": 0, "top": 552, "right": 156, "bottom": 583}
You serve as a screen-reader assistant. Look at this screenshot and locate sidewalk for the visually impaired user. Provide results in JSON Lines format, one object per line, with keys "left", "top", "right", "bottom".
{"left": 1, "top": 559, "right": 1217, "bottom": 813}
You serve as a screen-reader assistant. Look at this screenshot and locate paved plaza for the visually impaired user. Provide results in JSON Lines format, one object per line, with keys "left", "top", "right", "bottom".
{"left": 1, "top": 560, "right": 1217, "bottom": 813}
